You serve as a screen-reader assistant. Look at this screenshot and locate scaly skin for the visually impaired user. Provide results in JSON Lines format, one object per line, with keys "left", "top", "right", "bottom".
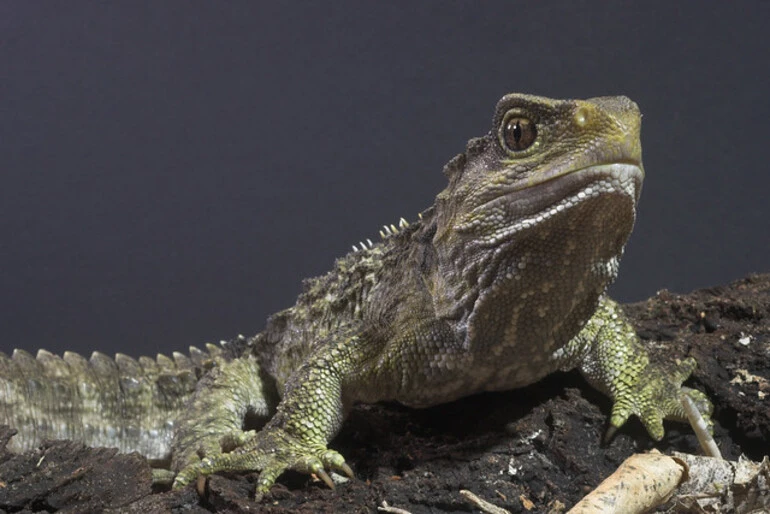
{"left": 0, "top": 345, "right": 221, "bottom": 460}
{"left": 1, "top": 94, "right": 713, "bottom": 499}
{"left": 170, "top": 93, "right": 712, "bottom": 496}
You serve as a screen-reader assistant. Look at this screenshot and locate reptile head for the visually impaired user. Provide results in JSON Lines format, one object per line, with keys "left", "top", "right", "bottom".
{"left": 431, "top": 93, "right": 644, "bottom": 353}
{"left": 435, "top": 93, "right": 643, "bottom": 244}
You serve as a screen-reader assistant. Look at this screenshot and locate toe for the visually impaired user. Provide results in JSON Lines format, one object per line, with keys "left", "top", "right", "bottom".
{"left": 321, "top": 449, "right": 354, "bottom": 478}
{"left": 254, "top": 461, "right": 288, "bottom": 498}
{"left": 640, "top": 406, "right": 665, "bottom": 441}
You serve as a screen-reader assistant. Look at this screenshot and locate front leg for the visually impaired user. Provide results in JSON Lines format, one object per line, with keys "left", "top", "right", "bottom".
{"left": 172, "top": 330, "right": 377, "bottom": 497}
{"left": 557, "top": 295, "right": 713, "bottom": 440}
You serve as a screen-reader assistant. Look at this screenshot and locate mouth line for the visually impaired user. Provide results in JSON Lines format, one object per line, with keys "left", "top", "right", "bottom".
{"left": 460, "top": 162, "right": 644, "bottom": 242}
{"left": 512, "top": 159, "right": 643, "bottom": 192}
{"left": 475, "top": 161, "right": 643, "bottom": 212}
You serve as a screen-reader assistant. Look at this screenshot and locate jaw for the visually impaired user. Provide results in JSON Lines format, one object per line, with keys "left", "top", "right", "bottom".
{"left": 457, "top": 162, "right": 644, "bottom": 247}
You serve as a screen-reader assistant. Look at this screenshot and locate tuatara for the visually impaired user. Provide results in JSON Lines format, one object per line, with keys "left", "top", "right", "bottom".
{"left": 0, "top": 93, "right": 712, "bottom": 498}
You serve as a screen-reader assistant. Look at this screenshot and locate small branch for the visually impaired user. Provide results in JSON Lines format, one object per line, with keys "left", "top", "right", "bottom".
{"left": 681, "top": 393, "right": 722, "bottom": 458}
{"left": 378, "top": 501, "right": 413, "bottom": 514}
{"left": 568, "top": 451, "right": 769, "bottom": 513}
{"left": 460, "top": 490, "right": 511, "bottom": 514}
{"left": 567, "top": 451, "right": 685, "bottom": 514}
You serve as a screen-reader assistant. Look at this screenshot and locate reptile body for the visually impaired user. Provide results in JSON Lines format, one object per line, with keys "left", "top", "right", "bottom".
{"left": 0, "top": 93, "right": 712, "bottom": 497}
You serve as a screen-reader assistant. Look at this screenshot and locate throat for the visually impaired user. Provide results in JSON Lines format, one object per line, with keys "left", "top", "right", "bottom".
{"left": 459, "top": 192, "right": 635, "bottom": 361}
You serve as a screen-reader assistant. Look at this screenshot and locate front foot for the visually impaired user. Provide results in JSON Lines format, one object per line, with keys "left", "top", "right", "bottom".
{"left": 607, "top": 356, "right": 714, "bottom": 441}
{"left": 172, "top": 426, "right": 354, "bottom": 500}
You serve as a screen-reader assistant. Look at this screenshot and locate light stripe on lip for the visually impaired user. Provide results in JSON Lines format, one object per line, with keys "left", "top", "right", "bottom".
{"left": 475, "top": 162, "right": 643, "bottom": 212}
{"left": 517, "top": 158, "right": 644, "bottom": 192}
{"left": 459, "top": 163, "right": 644, "bottom": 241}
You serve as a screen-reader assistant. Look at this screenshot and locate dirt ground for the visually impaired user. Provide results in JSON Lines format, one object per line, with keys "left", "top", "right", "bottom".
{"left": 1, "top": 273, "right": 768, "bottom": 513}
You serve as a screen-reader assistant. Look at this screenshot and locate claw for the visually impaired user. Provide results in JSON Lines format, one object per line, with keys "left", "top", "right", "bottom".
{"left": 603, "top": 424, "right": 618, "bottom": 444}
{"left": 315, "top": 468, "right": 335, "bottom": 489}
{"left": 339, "top": 462, "right": 355, "bottom": 479}
{"left": 307, "top": 458, "right": 337, "bottom": 489}
{"left": 195, "top": 475, "right": 207, "bottom": 497}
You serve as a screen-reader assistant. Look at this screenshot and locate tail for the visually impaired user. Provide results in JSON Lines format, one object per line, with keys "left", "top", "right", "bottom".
{"left": 0, "top": 344, "right": 227, "bottom": 462}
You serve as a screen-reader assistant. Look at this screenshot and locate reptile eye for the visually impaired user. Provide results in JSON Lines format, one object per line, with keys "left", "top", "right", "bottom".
{"left": 502, "top": 116, "right": 537, "bottom": 152}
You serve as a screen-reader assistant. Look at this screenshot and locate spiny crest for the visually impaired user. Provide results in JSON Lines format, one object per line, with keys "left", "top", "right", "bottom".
{"left": 351, "top": 214, "right": 424, "bottom": 253}
{"left": 0, "top": 338, "right": 246, "bottom": 381}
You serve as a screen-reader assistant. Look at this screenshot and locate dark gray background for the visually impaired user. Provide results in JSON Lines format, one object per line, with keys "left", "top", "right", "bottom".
{"left": 2, "top": 2, "right": 768, "bottom": 357}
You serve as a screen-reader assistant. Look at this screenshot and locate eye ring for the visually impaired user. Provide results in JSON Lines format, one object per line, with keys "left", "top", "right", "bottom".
{"left": 499, "top": 113, "right": 538, "bottom": 153}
